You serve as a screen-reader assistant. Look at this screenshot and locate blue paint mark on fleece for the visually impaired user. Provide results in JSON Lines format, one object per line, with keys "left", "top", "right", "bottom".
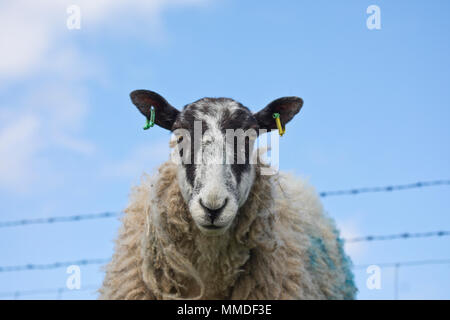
{"left": 333, "top": 227, "right": 357, "bottom": 299}
{"left": 306, "top": 222, "right": 357, "bottom": 299}
{"left": 308, "top": 236, "right": 336, "bottom": 270}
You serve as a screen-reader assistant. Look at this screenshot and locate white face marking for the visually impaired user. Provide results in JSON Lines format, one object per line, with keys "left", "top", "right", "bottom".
{"left": 174, "top": 98, "right": 257, "bottom": 236}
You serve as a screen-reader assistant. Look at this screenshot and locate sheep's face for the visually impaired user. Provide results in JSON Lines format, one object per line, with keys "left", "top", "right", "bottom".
{"left": 172, "top": 98, "right": 258, "bottom": 235}
{"left": 130, "top": 90, "right": 303, "bottom": 236}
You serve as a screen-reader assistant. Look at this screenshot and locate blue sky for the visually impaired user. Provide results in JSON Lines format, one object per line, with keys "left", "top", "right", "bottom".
{"left": 0, "top": 0, "right": 449, "bottom": 299}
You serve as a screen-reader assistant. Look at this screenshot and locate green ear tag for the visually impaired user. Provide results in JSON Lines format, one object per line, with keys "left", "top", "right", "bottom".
{"left": 143, "top": 107, "right": 155, "bottom": 130}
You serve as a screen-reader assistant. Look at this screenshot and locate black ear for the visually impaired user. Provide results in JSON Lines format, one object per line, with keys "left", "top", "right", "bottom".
{"left": 254, "top": 97, "right": 303, "bottom": 130}
{"left": 130, "top": 90, "right": 180, "bottom": 130}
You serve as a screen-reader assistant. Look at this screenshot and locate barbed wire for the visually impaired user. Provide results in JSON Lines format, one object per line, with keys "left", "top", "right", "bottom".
{"left": 2, "top": 259, "right": 450, "bottom": 299}
{"left": 344, "top": 230, "right": 450, "bottom": 243}
{"left": 319, "top": 179, "right": 450, "bottom": 197}
{"left": 0, "top": 179, "right": 448, "bottom": 298}
{"left": 0, "top": 212, "right": 120, "bottom": 228}
{"left": 353, "top": 258, "right": 450, "bottom": 270}
{"left": 0, "top": 229, "right": 449, "bottom": 273}
{"left": 0, "top": 179, "right": 448, "bottom": 229}
{"left": 0, "top": 284, "right": 99, "bottom": 299}
{"left": 0, "top": 258, "right": 109, "bottom": 273}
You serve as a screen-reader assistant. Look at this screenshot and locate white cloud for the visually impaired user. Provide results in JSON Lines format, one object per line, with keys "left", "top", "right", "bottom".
{"left": 0, "top": 2, "right": 52, "bottom": 80}
{"left": 0, "top": 0, "right": 208, "bottom": 80}
{"left": 0, "top": 0, "right": 208, "bottom": 192}
{"left": 0, "top": 115, "right": 41, "bottom": 191}
{"left": 336, "top": 218, "right": 367, "bottom": 261}
{"left": 0, "top": 84, "right": 96, "bottom": 191}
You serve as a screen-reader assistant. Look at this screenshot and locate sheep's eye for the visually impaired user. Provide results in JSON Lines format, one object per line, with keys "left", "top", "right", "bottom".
{"left": 177, "top": 136, "right": 183, "bottom": 144}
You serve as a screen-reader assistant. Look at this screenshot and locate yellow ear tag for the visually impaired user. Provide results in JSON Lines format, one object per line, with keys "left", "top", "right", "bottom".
{"left": 272, "top": 113, "right": 285, "bottom": 136}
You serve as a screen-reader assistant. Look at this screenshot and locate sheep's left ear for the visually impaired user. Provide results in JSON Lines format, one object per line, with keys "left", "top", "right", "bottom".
{"left": 130, "top": 89, "right": 180, "bottom": 130}
{"left": 254, "top": 97, "right": 303, "bottom": 130}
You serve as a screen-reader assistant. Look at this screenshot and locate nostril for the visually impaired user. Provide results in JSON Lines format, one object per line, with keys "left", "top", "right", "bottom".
{"left": 200, "top": 198, "right": 228, "bottom": 211}
{"left": 199, "top": 198, "right": 228, "bottom": 223}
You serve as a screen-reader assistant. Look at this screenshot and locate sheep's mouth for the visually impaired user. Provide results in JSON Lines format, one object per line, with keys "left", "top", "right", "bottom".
{"left": 201, "top": 224, "right": 223, "bottom": 230}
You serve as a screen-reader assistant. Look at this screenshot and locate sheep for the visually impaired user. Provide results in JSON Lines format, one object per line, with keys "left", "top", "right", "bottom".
{"left": 99, "top": 90, "right": 357, "bottom": 300}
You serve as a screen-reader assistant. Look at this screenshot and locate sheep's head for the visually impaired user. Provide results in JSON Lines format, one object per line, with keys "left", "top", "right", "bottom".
{"left": 130, "top": 90, "right": 303, "bottom": 236}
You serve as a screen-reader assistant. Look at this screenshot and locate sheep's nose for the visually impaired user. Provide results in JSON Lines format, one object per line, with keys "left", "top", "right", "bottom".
{"left": 199, "top": 198, "right": 228, "bottom": 224}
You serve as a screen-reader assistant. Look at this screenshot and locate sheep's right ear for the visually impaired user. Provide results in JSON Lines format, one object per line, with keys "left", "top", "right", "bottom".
{"left": 254, "top": 96, "right": 303, "bottom": 131}
{"left": 130, "top": 90, "right": 180, "bottom": 130}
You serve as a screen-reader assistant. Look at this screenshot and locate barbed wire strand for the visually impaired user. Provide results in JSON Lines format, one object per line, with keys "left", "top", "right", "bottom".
{"left": 0, "top": 179, "right": 448, "bottom": 229}
{"left": 1, "top": 230, "right": 449, "bottom": 273}
{"left": 0, "top": 212, "right": 120, "bottom": 228}
{"left": 353, "top": 258, "right": 450, "bottom": 270}
{"left": 344, "top": 230, "right": 450, "bottom": 243}
{"left": 319, "top": 179, "right": 450, "bottom": 197}
{"left": 0, "top": 179, "right": 447, "bottom": 298}
{"left": 0, "top": 258, "right": 109, "bottom": 273}
{"left": 2, "top": 259, "right": 450, "bottom": 299}
{"left": 0, "top": 284, "right": 99, "bottom": 299}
